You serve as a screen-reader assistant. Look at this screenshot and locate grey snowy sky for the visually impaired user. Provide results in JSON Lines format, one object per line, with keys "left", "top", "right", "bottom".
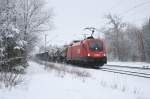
{"left": 44, "top": 0, "right": 150, "bottom": 46}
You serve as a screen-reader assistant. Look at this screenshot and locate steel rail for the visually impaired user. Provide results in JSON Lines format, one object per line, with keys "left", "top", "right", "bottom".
{"left": 105, "top": 64, "right": 150, "bottom": 70}
{"left": 100, "top": 67, "right": 150, "bottom": 78}
{"left": 101, "top": 67, "right": 150, "bottom": 76}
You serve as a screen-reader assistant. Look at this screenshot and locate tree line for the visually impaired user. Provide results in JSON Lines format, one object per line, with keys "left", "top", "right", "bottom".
{"left": 103, "top": 14, "right": 150, "bottom": 62}
{"left": 0, "top": 0, "right": 53, "bottom": 72}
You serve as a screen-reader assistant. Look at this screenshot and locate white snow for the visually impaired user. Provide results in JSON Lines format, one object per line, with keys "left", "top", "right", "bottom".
{"left": 107, "top": 62, "right": 150, "bottom": 68}
{"left": 0, "top": 47, "right": 5, "bottom": 51}
{"left": 14, "top": 46, "right": 22, "bottom": 50}
{"left": 12, "top": 66, "right": 25, "bottom": 71}
{"left": 17, "top": 40, "right": 27, "bottom": 47}
{"left": 7, "top": 34, "right": 14, "bottom": 38}
{"left": 0, "top": 61, "right": 150, "bottom": 99}
{"left": 11, "top": 25, "right": 20, "bottom": 34}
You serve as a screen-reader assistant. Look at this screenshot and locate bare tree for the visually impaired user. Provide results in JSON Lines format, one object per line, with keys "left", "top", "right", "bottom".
{"left": 105, "top": 14, "right": 126, "bottom": 60}
{"left": 104, "top": 14, "right": 147, "bottom": 62}
{"left": 0, "top": 0, "right": 53, "bottom": 72}
{"left": 142, "top": 19, "right": 150, "bottom": 61}
{"left": 16, "top": 0, "right": 53, "bottom": 54}
{"left": 125, "top": 24, "right": 145, "bottom": 61}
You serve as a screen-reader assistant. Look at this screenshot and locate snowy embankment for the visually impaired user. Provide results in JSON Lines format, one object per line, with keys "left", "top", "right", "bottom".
{"left": 0, "top": 61, "right": 150, "bottom": 99}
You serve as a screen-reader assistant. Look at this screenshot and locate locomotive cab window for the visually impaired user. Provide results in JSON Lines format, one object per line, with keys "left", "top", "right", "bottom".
{"left": 89, "top": 41, "right": 103, "bottom": 51}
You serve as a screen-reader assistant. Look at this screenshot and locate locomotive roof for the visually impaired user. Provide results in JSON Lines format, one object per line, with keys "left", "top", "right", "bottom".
{"left": 69, "top": 36, "right": 103, "bottom": 46}
{"left": 72, "top": 40, "right": 81, "bottom": 43}
{"left": 86, "top": 36, "right": 94, "bottom": 39}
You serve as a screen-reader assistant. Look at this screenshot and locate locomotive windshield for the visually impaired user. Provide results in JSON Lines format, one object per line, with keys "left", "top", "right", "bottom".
{"left": 89, "top": 40, "right": 103, "bottom": 51}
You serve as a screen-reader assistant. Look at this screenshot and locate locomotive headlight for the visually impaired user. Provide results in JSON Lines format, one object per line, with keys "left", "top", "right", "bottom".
{"left": 103, "top": 53, "right": 106, "bottom": 56}
{"left": 88, "top": 53, "right": 91, "bottom": 57}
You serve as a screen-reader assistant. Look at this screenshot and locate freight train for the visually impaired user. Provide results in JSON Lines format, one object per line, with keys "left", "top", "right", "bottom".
{"left": 36, "top": 27, "right": 107, "bottom": 68}
{"left": 65, "top": 27, "right": 107, "bottom": 68}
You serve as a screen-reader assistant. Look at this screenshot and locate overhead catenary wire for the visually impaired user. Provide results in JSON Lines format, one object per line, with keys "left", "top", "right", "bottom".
{"left": 121, "top": 0, "right": 150, "bottom": 25}
{"left": 105, "top": 0, "right": 150, "bottom": 25}
{"left": 106, "top": 0, "right": 150, "bottom": 20}
{"left": 121, "top": 0, "right": 150, "bottom": 17}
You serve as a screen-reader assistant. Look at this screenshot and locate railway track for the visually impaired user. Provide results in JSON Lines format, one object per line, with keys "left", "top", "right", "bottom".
{"left": 36, "top": 59, "right": 150, "bottom": 78}
{"left": 105, "top": 64, "right": 150, "bottom": 70}
{"left": 100, "top": 65, "right": 150, "bottom": 78}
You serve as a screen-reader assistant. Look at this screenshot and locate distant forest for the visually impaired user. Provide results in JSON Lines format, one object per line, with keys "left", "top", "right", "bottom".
{"left": 103, "top": 14, "right": 150, "bottom": 62}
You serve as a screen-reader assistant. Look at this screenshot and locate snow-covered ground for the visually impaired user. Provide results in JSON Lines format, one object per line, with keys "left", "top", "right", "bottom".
{"left": 0, "top": 61, "right": 150, "bottom": 99}
{"left": 107, "top": 62, "right": 150, "bottom": 68}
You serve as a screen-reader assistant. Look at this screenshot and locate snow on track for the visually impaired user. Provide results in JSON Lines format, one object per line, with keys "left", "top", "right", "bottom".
{"left": 107, "top": 62, "right": 150, "bottom": 69}
{"left": 100, "top": 66, "right": 150, "bottom": 78}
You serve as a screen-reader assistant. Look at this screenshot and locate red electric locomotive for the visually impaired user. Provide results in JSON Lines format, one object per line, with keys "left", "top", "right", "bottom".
{"left": 66, "top": 27, "right": 107, "bottom": 68}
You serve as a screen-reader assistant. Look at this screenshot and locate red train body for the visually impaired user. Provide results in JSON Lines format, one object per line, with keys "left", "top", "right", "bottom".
{"left": 66, "top": 36, "right": 107, "bottom": 68}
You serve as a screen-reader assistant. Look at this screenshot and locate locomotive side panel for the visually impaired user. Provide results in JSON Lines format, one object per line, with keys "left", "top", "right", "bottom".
{"left": 71, "top": 42, "right": 82, "bottom": 61}
{"left": 80, "top": 41, "right": 89, "bottom": 58}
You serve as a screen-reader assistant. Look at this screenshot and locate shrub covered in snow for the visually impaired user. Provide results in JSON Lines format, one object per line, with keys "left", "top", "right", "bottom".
{"left": 0, "top": 72, "right": 24, "bottom": 89}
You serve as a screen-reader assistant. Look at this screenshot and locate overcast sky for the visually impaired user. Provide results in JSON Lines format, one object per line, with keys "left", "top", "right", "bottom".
{"left": 43, "top": 0, "right": 150, "bottom": 46}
